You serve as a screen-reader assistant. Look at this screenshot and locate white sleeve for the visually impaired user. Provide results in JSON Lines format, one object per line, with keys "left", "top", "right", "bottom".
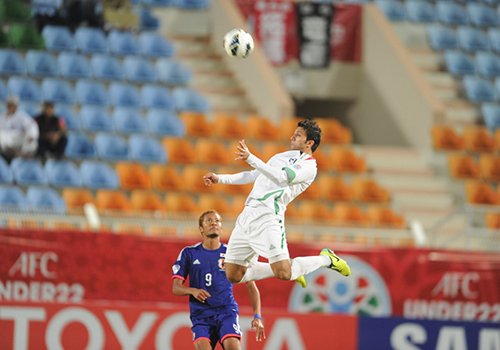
{"left": 246, "top": 153, "right": 317, "bottom": 185}
{"left": 245, "top": 153, "right": 290, "bottom": 185}
{"left": 218, "top": 170, "right": 259, "bottom": 185}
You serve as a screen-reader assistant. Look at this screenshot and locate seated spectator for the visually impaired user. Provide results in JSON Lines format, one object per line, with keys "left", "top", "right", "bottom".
{"left": 0, "top": 96, "right": 39, "bottom": 163}
{"left": 35, "top": 101, "right": 67, "bottom": 160}
{"left": 32, "top": 0, "right": 66, "bottom": 32}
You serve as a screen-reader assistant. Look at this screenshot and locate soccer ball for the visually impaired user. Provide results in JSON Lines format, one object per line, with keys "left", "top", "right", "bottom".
{"left": 223, "top": 29, "right": 254, "bottom": 59}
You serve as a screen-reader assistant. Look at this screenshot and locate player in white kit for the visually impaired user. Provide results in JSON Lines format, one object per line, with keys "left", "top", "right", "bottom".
{"left": 203, "top": 120, "right": 350, "bottom": 288}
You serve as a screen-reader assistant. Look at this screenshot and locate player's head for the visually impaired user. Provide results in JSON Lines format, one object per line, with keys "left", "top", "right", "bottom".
{"left": 198, "top": 210, "right": 222, "bottom": 239}
{"left": 290, "top": 119, "right": 322, "bottom": 153}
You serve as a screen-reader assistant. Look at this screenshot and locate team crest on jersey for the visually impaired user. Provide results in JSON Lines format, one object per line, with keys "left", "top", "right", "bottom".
{"left": 218, "top": 258, "right": 225, "bottom": 270}
{"left": 172, "top": 264, "right": 180, "bottom": 274}
{"left": 294, "top": 164, "right": 302, "bottom": 170}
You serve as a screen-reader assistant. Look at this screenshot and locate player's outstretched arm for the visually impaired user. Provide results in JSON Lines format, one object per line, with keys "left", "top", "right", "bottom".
{"left": 203, "top": 172, "right": 219, "bottom": 186}
{"left": 172, "top": 278, "right": 211, "bottom": 303}
{"left": 204, "top": 170, "right": 259, "bottom": 186}
{"left": 245, "top": 281, "right": 265, "bottom": 341}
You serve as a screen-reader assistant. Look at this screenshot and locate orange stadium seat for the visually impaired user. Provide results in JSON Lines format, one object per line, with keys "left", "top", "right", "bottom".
{"left": 280, "top": 117, "right": 303, "bottom": 140}
{"left": 214, "top": 113, "right": 247, "bottom": 139}
{"left": 162, "top": 137, "right": 197, "bottom": 164}
{"left": 165, "top": 193, "right": 199, "bottom": 213}
{"left": 62, "top": 188, "right": 95, "bottom": 211}
{"left": 228, "top": 139, "right": 263, "bottom": 161}
{"left": 495, "top": 130, "right": 500, "bottom": 150}
{"left": 314, "top": 118, "right": 352, "bottom": 144}
{"left": 180, "top": 112, "right": 213, "bottom": 137}
{"left": 331, "top": 147, "right": 367, "bottom": 173}
{"left": 465, "top": 180, "right": 500, "bottom": 205}
{"left": 332, "top": 203, "right": 369, "bottom": 227}
{"left": 259, "top": 142, "right": 288, "bottom": 162}
{"left": 367, "top": 205, "right": 406, "bottom": 229}
{"left": 246, "top": 115, "right": 281, "bottom": 140}
{"left": 95, "top": 190, "right": 132, "bottom": 211}
{"left": 198, "top": 195, "right": 233, "bottom": 214}
{"left": 352, "top": 178, "right": 390, "bottom": 203}
{"left": 485, "top": 212, "right": 500, "bottom": 229}
{"left": 464, "top": 126, "right": 495, "bottom": 153}
{"left": 231, "top": 196, "right": 247, "bottom": 213}
{"left": 480, "top": 154, "right": 500, "bottom": 182}
{"left": 284, "top": 201, "right": 304, "bottom": 219}
{"left": 447, "top": 154, "right": 481, "bottom": 180}
{"left": 431, "top": 125, "right": 465, "bottom": 151}
{"left": 300, "top": 181, "right": 320, "bottom": 200}
{"left": 299, "top": 200, "right": 333, "bottom": 221}
{"left": 183, "top": 165, "right": 217, "bottom": 194}
{"left": 149, "top": 165, "right": 184, "bottom": 192}
{"left": 130, "top": 190, "right": 165, "bottom": 212}
{"left": 196, "top": 139, "right": 232, "bottom": 165}
{"left": 116, "top": 162, "right": 151, "bottom": 190}
{"left": 317, "top": 176, "right": 354, "bottom": 202}
{"left": 311, "top": 147, "right": 331, "bottom": 171}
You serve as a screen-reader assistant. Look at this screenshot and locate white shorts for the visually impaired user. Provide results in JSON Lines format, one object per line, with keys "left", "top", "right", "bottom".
{"left": 225, "top": 205, "right": 290, "bottom": 266}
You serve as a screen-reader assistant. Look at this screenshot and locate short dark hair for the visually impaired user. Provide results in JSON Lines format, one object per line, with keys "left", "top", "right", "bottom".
{"left": 198, "top": 210, "right": 220, "bottom": 227}
{"left": 298, "top": 119, "right": 321, "bottom": 153}
{"left": 43, "top": 101, "right": 54, "bottom": 107}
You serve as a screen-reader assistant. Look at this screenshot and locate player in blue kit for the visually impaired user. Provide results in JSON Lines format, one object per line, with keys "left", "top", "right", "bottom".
{"left": 172, "top": 210, "right": 265, "bottom": 350}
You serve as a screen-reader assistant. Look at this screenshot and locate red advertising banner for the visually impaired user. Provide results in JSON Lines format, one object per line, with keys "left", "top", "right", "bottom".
{"left": 331, "top": 4, "right": 362, "bottom": 63}
{"left": 0, "top": 302, "right": 358, "bottom": 350}
{"left": 1, "top": 229, "right": 500, "bottom": 323}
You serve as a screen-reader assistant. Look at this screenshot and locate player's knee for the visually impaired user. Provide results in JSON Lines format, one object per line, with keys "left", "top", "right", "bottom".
{"left": 226, "top": 272, "right": 243, "bottom": 283}
{"left": 274, "top": 270, "right": 292, "bottom": 281}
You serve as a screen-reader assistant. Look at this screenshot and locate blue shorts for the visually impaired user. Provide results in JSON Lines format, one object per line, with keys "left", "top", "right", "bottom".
{"left": 191, "top": 309, "right": 242, "bottom": 348}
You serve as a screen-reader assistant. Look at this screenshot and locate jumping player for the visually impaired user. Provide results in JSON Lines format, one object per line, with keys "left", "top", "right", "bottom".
{"left": 203, "top": 119, "right": 351, "bottom": 288}
{"left": 172, "top": 210, "right": 265, "bottom": 350}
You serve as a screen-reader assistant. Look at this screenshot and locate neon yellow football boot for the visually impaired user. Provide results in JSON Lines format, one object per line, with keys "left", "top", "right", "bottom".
{"left": 320, "top": 248, "right": 351, "bottom": 277}
{"left": 295, "top": 276, "right": 307, "bottom": 288}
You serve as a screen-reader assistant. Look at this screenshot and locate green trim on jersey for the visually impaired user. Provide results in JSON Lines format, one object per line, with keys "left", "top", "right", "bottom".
{"left": 257, "top": 189, "right": 284, "bottom": 214}
{"left": 282, "top": 166, "right": 296, "bottom": 183}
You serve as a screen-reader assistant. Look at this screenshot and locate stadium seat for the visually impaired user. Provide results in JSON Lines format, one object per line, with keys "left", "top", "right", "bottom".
{"left": 8, "top": 24, "right": 44, "bottom": 49}
{"left": 41, "top": 25, "right": 75, "bottom": 51}
{"left": 129, "top": 135, "right": 167, "bottom": 163}
{"left": 95, "top": 190, "right": 131, "bottom": 211}
{"left": 443, "top": 50, "right": 475, "bottom": 76}
{"left": 62, "top": 188, "right": 94, "bottom": 211}
{"left": 311, "top": 148, "right": 331, "bottom": 171}
{"left": 156, "top": 59, "right": 191, "bottom": 85}
{"left": 164, "top": 192, "right": 199, "bottom": 213}
{"left": 74, "top": 28, "right": 108, "bottom": 53}
{"left": 463, "top": 75, "right": 497, "bottom": 102}
{"left": 367, "top": 206, "right": 405, "bottom": 229}
{"left": 45, "top": 159, "right": 83, "bottom": 187}
{"left": 94, "top": 132, "right": 129, "bottom": 160}
{"left": 108, "top": 30, "right": 140, "bottom": 56}
{"left": 55, "top": 104, "right": 80, "bottom": 130}
{"left": 138, "top": 8, "right": 160, "bottom": 31}
{"left": 299, "top": 181, "right": 321, "bottom": 200}
{"left": 65, "top": 132, "right": 95, "bottom": 158}
{"left": 25, "top": 50, "right": 58, "bottom": 76}
{"left": 58, "top": 52, "right": 92, "bottom": 79}
{"left": 332, "top": 203, "right": 369, "bottom": 227}
{"left": 476, "top": 52, "right": 500, "bottom": 77}
{"left": 436, "top": 2, "right": 467, "bottom": 25}
{"left": 447, "top": 153, "right": 481, "bottom": 179}
{"left": 75, "top": 80, "right": 108, "bottom": 106}
{"left": 299, "top": 200, "right": 332, "bottom": 221}
{"left": 26, "top": 186, "right": 66, "bottom": 213}
{"left": 18, "top": 101, "right": 39, "bottom": 116}
{"left": 149, "top": 164, "right": 184, "bottom": 192}
{"left": 80, "top": 105, "right": 113, "bottom": 132}
{"left": 11, "top": 158, "right": 48, "bottom": 185}
{"left": 116, "top": 162, "right": 151, "bottom": 190}
{"left": 405, "top": 1, "right": 436, "bottom": 22}
{"left": 139, "top": 32, "right": 174, "bottom": 57}
{"left": 246, "top": 116, "right": 281, "bottom": 141}
{"left": 0, "top": 185, "right": 28, "bottom": 210}
{"left": 195, "top": 139, "right": 232, "bottom": 165}
{"left": 174, "top": 0, "right": 210, "bottom": 8}
{"left": 147, "top": 109, "right": 185, "bottom": 136}
{"left": 314, "top": 118, "right": 352, "bottom": 144}
{"left": 41, "top": 78, "right": 75, "bottom": 104}
{"left": 488, "top": 29, "right": 500, "bottom": 53}
{"left": 140, "top": 0, "right": 175, "bottom": 7}
{"left": 214, "top": 113, "right": 246, "bottom": 139}
{"left": 331, "top": 148, "right": 367, "bottom": 173}
{"left": 162, "top": 137, "right": 197, "bottom": 164}
{"left": 427, "top": 26, "right": 458, "bottom": 50}
{"left": 0, "top": 49, "right": 25, "bottom": 75}
{"left": 464, "top": 126, "right": 496, "bottom": 152}
{"left": 431, "top": 125, "right": 465, "bottom": 150}
{"left": 465, "top": 180, "right": 499, "bottom": 205}
{"left": 91, "top": 54, "right": 124, "bottom": 81}
{"left": 259, "top": 142, "right": 287, "bottom": 162}
{"left": 180, "top": 112, "right": 213, "bottom": 137}
{"left": 457, "top": 26, "right": 489, "bottom": 51}
{"left": 7, "top": 77, "right": 42, "bottom": 102}
{"left": 352, "top": 178, "right": 390, "bottom": 203}
{"left": 375, "top": 0, "right": 406, "bottom": 21}
{"left": 198, "top": 195, "right": 233, "bottom": 215}
{"left": 479, "top": 153, "right": 500, "bottom": 182}
{"left": 80, "top": 161, "right": 120, "bottom": 189}
{"left": 141, "top": 84, "right": 174, "bottom": 109}
{"left": 173, "top": 88, "right": 210, "bottom": 112}
{"left": 485, "top": 212, "right": 500, "bottom": 229}
{"left": 0, "top": 79, "right": 7, "bottom": 101}
{"left": 183, "top": 165, "right": 216, "bottom": 193}
{"left": 482, "top": 103, "right": 500, "bottom": 130}
{"left": 113, "top": 107, "right": 147, "bottom": 134}
{"left": 130, "top": 190, "right": 165, "bottom": 212}
{"left": 0, "top": 156, "right": 13, "bottom": 183}
{"left": 123, "top": 56, "right": 157, "bottom": 83}
{"left": 109, "top": 82, "right": 141, "bottom": 108}
{"left": 467, "top": 3, "right": 498, "bottom": 27}
{"left": 317, "top": 176, "right": 354, "bottom": 201}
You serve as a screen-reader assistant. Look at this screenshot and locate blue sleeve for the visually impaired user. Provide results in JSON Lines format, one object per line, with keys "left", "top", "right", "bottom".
{"left": 172, "top": 247, "right": 189, "bottom": 281}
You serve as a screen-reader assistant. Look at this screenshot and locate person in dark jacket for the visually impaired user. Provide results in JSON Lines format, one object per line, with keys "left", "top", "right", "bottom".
{"left": 35, "top": 101, "right": 67, "bottom": 159}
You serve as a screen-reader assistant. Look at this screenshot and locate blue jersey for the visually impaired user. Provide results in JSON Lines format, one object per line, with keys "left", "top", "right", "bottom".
{"left": 172, "top": 242, "right": 239, "bottom": 318}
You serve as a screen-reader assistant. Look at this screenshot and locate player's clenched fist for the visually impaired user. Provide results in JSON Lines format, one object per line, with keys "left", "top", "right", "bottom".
{"left": 203, "top": 172, "right": 219, "bottom": 186}
{"left": 192, "top": 288, "right": 211, "bottom": 303}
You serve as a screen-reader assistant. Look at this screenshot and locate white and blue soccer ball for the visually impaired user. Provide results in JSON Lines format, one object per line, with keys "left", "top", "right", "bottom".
{"left": 223, "top": 29, "right": 254, "bottom": 59}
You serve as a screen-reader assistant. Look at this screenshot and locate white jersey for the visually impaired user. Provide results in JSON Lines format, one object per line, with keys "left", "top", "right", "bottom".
{"left": 218, "top": 150, "right": 317, "bottom": 216}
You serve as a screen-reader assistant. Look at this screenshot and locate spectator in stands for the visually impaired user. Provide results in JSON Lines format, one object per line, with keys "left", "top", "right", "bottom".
{"left": 0, "top": 96, "right": 39, "bottom": 163}
{"left": 35, "top": 101, "right": 67, "bottom": 160}
{"left": 32, "top": 0, "right": 66, "bottom": 32}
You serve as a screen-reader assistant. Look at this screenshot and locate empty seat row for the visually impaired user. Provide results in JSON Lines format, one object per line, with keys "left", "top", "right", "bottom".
{"left": 445, "top": 50, "right": 500, "bottom": 77}
{"left": 41, "top": 27, "right": 174, "bottom": 57}
{"left": 0, "top": 50, "right": 191, "bottom": 85}
{"left": 0, "top": 185, "right": 66, "bottom": 213}
{"left": 428, "top": 26, "right": 500, "bottom": 51}
{"left": 464, "top": 180, "right": 500, "bottom": 205}
{"left": 432, "top": 125, "right": 500, "bottom": 152}
{"left": 448, "top": 152, "right": 500, "bottom": 181}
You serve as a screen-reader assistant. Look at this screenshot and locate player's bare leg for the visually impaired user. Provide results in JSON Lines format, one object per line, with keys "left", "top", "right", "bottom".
{"left": 222, "top": 337, "right": 241, "bottom": 350}
{"left": 194, "top": 339, "right": 213, "bottom": 350}
{"left": 225, "top": 262, "right": 248, "bottom": 283}
{"left": 270, "top": 259, "right": 292, "bottom": 280}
